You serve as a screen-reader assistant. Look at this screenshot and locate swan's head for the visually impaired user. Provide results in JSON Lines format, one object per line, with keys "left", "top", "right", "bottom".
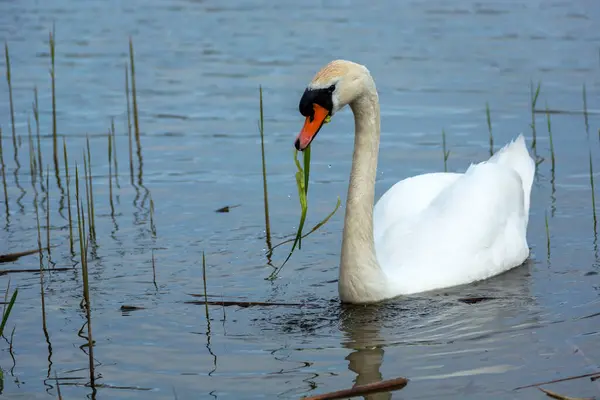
{"left": 295, "top": 60, "right": 373, "bottom": 151}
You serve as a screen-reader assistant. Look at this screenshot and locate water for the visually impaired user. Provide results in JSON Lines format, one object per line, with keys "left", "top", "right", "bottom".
{"left": 1, "top": 0, "right": 600, "bottom": 398}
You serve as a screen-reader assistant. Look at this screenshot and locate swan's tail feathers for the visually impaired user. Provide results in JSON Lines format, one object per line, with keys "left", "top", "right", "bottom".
{"left": 488, "top": 134, "right": 535, "bottom": 220}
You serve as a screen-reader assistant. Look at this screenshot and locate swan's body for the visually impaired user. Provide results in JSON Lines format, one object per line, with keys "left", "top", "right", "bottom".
{"left": 295, "top": 60, "right": 535, "bottom": 304}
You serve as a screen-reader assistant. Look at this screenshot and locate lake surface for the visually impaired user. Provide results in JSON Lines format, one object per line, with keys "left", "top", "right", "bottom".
{"left": 1, "top": 0, "right": 600, "bottom": 398}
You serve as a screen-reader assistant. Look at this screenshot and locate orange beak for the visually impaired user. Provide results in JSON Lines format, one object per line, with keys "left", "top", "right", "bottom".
{"left": 295, "top": 104, "right": 330, "bottom": 151}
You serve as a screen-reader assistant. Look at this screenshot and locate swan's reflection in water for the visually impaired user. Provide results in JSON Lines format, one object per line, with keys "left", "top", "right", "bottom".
{"left": 336, "top": 262, "right": 535, "bottom": 399}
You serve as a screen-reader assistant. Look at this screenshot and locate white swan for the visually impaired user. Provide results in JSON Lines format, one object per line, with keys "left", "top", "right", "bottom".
{"left": 294, "top": 60, "right": 535, "bottom": 304}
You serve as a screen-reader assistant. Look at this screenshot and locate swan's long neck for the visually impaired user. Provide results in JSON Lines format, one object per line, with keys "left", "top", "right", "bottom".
{"left": 338, "top": 87, "right": 388, "bottom": 304}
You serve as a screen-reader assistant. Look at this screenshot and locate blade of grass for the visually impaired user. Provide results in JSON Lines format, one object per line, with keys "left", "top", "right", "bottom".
{"left": 63, "top": 139, "right": 74, "bottom": 254}
{"left": 0, "top": 287, "right": 17, "bottom": 337}
{"left": 4, "top": 42, "right": 17, "bottom": 160}
{"left": 269, "top": 197, "right": 341, "bottom": 252}
{"left": 258, "top": 86, "right": 272, "bottom": 254}
{"left": 267, "top": 148, "right": 340, "bottom": 280}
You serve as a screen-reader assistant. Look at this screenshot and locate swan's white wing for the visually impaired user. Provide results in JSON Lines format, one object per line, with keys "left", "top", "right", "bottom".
{"left": 374, "top": 135, "right": 535, "bottom": 296}
{"left": 373, "top": 172, "right": 462, "bottom": 245}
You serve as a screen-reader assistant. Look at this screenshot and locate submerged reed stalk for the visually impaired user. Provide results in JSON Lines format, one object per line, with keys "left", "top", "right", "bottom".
{"left": 4, "top": 42, "right": 17, "bottom": 157}
{"left": 63, "top": 139, "right": 74, "bottom": 254}
{"left": 530, "top": 81, "right": 541, "bottom": 149}
{"left": 442, "top": 129, "right": 450, "bottom": 172}
{"left": 485, "top": 102, "right": 493, "bottom": 156}
{"left": 125, "top": 64, "right": 134, "bottom": 184}
{"left": 33, "top": 87, "right": 44, "bottom": 185}
{"left": 258, "top": 86, "right": 272, "bottom": 252}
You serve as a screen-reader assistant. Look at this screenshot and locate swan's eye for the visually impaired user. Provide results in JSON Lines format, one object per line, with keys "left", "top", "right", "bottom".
{"left": 327, "top": 84, "right": 336, "bottom": 93}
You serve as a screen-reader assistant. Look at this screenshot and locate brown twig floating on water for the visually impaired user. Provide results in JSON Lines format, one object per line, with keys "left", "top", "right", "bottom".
{"left": 184, "top": 298, "right": 305, "bottom": 308}
{"left": 302, "top": 376, "right": 409, "bottom": 400}
{"left": 514, "top": 371, "right": 600, "bottom": 390}
{"left": 538, "top": 387, "right": 593, "bottom": 400}
{"left": 0, "top": 248, "right": 48, "bottom": 263}
{"left": 0, "top": 267, "right": 70, "bottom": 276}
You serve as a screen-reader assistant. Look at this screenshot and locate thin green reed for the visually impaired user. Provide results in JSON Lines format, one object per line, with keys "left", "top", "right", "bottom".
{"left": 546, "top": 103, "right": 555, "bottom": 173}
{"left": 125, "top": 64, "right": 134, "bottom": 184}
{"left": 442, "top": 129, "right": 450, "bottom": 172}
{"left": 149, "top": 196, "right": 156, "bottom": 236}
{"left": 545, "top": 211, "right": 550, "bottom": 260}
{"left": 110, "top": 118, "right": 119, "bottom": 188}
{"left": 108, "top": 134, "right": 115, "bottom": 216}
{"left": 589, "top": 151, "right": 597, "bottom": 236}
{"left": 33, "top": 87, "right": 44, "bottom": 186}
{"left": 485, "top": 102, "right": 493, "bottom": 156}
{"left": 76, "top": 169, "right": 95, "bottom": 389}
{"left": 129, "top": 38, "right": 141, "bottom": 158}
{"left": 35, "top": 192, "right": 48, "bottom": 337}
{"left": 0, "top": 125, "right": 3, "bottom": 167}
{"left": 582, "top": 84, "right": 589, "bottom": 137}
{"left": 83, "top": 152, "right": 92, "bottom": 239}
{"left": 63, "top": 139, "right": 74, "bottom": 254}
{"left": 202, "top": 252, "right": 209, "bottom": 323}
{"left": 27, "top": 118, "right": 37, "bottom": 182}
{"left": 529, "top": 81, "right": 541, "bottom": 149}
{"left": 4, "top": 42, "right": 17, "bottom": 156}
{"left": 86, "top": 137, "right": 96, "bottom": 239}
{"left": 258, "top": 86, "right": 272, "bottom": 250}
{"left": 49, "top": 27, "right": 59, "bottom": 175}
{"left": 0, "top": 279, "right": 19, "bottom": 340}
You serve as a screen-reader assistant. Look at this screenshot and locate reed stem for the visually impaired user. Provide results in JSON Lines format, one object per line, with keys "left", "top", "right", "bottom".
{"left": 125, "top": 64, "right": 134, "bottom": 184}
{"left": 485, "top": 102, "right": 493, "bottom": 156}
{"left": 4, "top": 42, "right": 17, "bottom": 159}
{"left": 63, "top": 139, "right": 74, "bottom": 254}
